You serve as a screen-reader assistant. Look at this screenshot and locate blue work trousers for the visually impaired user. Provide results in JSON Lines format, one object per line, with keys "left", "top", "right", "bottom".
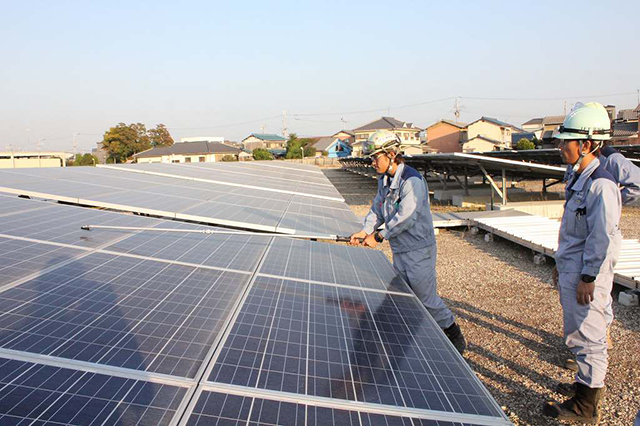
{"left": 558, "top": 271, "right": 614, "bottom": 388}
{"left": 393, "top": 244, "right": 455, "bottom": 329}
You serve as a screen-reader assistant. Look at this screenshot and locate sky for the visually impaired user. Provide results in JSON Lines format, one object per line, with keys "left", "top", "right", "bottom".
{"left": 1, "top": 0, "right": 639, "bottom": 152}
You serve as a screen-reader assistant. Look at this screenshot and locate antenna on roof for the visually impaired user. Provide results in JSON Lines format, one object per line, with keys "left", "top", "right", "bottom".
{"left": 260, "top": 124, "right": 266, "bottom": 134}
{"left": 452, "top": 97, "right": 463, "bottom": 123}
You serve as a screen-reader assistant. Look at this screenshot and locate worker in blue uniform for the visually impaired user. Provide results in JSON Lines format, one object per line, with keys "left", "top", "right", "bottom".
{"left": 559, "top": 121, "right": 640, "bottom": 375}
{"left": 544, "top": 102, "right": 622, "bottom": 424}
{"left": 349, "top": 129, "right": 466, "bottom": 355}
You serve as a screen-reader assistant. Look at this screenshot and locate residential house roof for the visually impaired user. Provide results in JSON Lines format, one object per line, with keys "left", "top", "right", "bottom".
{"left": 134, "top": 142, "right": 241, "bottom": 158}
{"left": 426, "top": 119, "right": 467, "bottom": 130}
{"left": 465, "top": 135, "right": 504, "bottom": 145}
{"left": 634, "top": 104, "right": 640, "bottom": 113}
{"left": 522, "top": 118, "right": 543, "bottom": 126}
{"left": 313, "top": 137, "right": 338, "bottom": 152}
{"left": 243, "top": 133, "right": 286, "bottom": 142}
{"left": 332, "top": 130, "right": 355, "bottom": 137}
{"left": 612, "top": 121, "right": 639, "bottom": 137}
{"left": 353, "top": 117, "right": 419, "bottom": 132}
{"left": 467, "top": 116, "right": 522, "bottom": 131}
{"left": 616, "top": 109, "right": 639, "bottom": 122}
{"left": 542, "top": 115, "right": 565, "bottom": 126}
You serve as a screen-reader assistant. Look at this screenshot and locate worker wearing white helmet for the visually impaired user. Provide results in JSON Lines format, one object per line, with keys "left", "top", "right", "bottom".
{"left": 544, "top": 102, "right": 622, "bottom": 423}
{"left": 349, "top": 129, "right": 466, "bottom": 354}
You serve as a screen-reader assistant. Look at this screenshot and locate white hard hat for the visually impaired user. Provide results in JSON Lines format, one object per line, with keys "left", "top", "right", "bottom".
{"left": 555, "top": 102, "right": 611, "bottom": 142}
{"left": 363, "top": 129, "right": 401, "bottom": 157}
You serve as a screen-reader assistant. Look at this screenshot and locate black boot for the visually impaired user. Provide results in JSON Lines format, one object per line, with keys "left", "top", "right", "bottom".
{"left": 556, "top": 381, "right": 577, "bottom": 397}
{"left": 543, "top": 383, "right": 605, "bottom": 424}
{"left": 443, "top": 322, "right": 466, "bottom": 355}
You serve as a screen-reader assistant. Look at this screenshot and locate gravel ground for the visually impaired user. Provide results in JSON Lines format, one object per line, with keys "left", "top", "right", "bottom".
{"left": 330, "top": 170, "right": 640, "bottom": 426}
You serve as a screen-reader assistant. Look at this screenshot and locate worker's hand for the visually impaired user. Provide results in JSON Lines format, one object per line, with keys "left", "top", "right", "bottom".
{"left": 349, "top": 230, "right": 367, "bottom": 245}
{"left": 362, "top": 233, "right": 378, "bottom": 248}
{"left": 552, "top": 266, "right": 558, "bottom": 287}
{"left": 577, "top": 280, "right": 595, "bottom": 305}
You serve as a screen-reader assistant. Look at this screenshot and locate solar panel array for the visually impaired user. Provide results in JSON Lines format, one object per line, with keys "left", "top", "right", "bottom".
{"left": 0, "top": 161, "right": 510, "bottom": 425}
{"left": 0, "top": 162, "right": 360, "bottom": 236}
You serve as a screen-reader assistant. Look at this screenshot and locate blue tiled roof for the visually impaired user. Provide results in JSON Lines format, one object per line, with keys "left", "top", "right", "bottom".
{"left": 248, "top": 133, "right": 286, "bottom": 141}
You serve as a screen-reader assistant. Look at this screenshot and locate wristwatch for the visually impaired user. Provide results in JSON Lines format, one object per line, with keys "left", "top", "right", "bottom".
{"left": 374, "top": 231, "right": 384, "bottom": 243}
{"left": 580, "top": 274, "right": 596, "bottom": 283}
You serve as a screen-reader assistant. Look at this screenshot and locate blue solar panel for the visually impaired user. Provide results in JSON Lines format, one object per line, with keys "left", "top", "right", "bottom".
{"left": 187, "top": 390, "right": 484, "bottom": 426}
{"left": 0, "top": 357, "right": 187, "bottom": 425}
{"left": 207, "top": 276, "right": 503, "bottom": 418}
{"left": 0, "top": 253, "right": 250, "bottom": 378}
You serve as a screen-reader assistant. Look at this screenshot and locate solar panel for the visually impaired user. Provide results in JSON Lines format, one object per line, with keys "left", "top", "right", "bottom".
{"left": 0, "top": 167, "right": 356, "bottom": 234}
{"left": 0, "top": 237, "right": 85, "bottom": 288}
{"left": 258, "top": 238, "right": 410, "bottom": 293}
{"left": 206, "top": 276, "right": 503, "bottom": 419}
{"left": 186, "top": 390, "right": 486, "bottom": 426}
{"left": 0, "top": 181, "right": 510, "bottom": 424}
{"left": 0, "top": 252, "right": 251, "bottom": 378}
{"left": 0, "top": 357, "right": 188, "bottom": 425}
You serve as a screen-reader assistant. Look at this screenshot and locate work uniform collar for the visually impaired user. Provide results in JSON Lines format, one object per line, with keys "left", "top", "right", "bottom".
{"left": 383, "top": 163, "right": 405, "bottom": 189}
{"left": 569, "top": 157, "right": 599, "bottom": 193}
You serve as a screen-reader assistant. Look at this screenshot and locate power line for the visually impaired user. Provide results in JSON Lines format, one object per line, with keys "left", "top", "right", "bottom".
{"left": 291, "top": 96, "right": 455, "bottom": 117}
{"left": 461, "top": 91, "right": 637, "bottom": 102}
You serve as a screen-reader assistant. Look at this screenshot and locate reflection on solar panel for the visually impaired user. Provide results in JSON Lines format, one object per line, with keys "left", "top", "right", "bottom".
{"left": 0, "top": 253, "right": 250, "bottom": 378}
{"left": 0, "top": 357, "right": 188, "bottom": 425}
{"left": 207, "top": 277, "right": 501, "bottom": 418}
{"left": 187, "top": 390, "right": 484, "bottom": 426}
{"left": 0, "top": 161, "right": 511, "bottom": 425}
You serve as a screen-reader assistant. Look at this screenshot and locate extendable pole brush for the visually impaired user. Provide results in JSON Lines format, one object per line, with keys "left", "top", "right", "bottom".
{"left": 80, "top": 225, "right": 360, "bottom": 243}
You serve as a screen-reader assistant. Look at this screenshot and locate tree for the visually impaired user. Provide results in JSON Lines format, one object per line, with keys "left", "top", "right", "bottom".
{"left": 285, "top": 134, "right": 316, "bottom": 159}
{"left": 101, "top": 123, "right": 151, "bottom": 163}
{"left": 221, "top": 155, "right": 237, "bottom": 162}
{"left": 252, "top": 148, "right": 273, "bottom": 160}
{"left": 100, "top": 123, "right": 174, "bottom": 162}
{"left": 70, "top": 153, "right": 98, "bottom": 166}
{"left": 515, "top": 138, "right": 536, "bottom": 150}
{"left": 148, "top": 124, "right": 174, "bottom": 147}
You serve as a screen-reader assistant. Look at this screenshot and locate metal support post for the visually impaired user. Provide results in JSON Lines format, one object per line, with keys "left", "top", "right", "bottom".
{"left": 502, "top": 169, "right": 507, "bottom": 206}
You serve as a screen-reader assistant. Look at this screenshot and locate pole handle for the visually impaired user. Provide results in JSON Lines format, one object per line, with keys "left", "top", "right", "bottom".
{"left": 336, "top": 236, "right": 363, "bottom": 243}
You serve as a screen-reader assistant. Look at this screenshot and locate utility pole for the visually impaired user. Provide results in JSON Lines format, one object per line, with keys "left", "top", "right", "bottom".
{"left": 37, "top": 138, "right": 44, "bottom": 168}
{"left": 453, "top": 98, "right": 461, "bottom": 123}
{"left": 260, "top": 124, "right": 266, "bottom": 134}
{"left": 282, "top": 110, "right": 288, "bottom": 139}
{"left": 6, "top": 144, "right": 15, "bottom": 168}
{"left": 25, "top": 128, "right": 30, "bottom": 149}
{"left": 73, "top": 133, "right": 78, "bottom": 156}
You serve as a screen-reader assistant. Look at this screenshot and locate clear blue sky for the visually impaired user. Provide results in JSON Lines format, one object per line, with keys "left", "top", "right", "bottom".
{"left": 1, "top": 0, "right": 639, "bottom": 152}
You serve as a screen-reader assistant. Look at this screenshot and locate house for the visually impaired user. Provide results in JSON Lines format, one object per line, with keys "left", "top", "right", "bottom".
{"left": 541, "top": 115, "right": 565, "bottom": 141}
{"left": 352, "top": 117, "right": 422, "bottom": 156}
{"left": 92, "top": 142, "right": 108, "bottom": 164}
{"left": 332, "top": 130, "right": 355, "bottom": 145}
{"left": 461, "top": 135, "right": 504, "bottom": 153}
{"left": 242, "top": 134, "right": 287, "bottom": 151}
{"left": 312, "top": 137, "right": 352, "bottom": 158}
{"left": 133, "top": 141, "right": 242, "bottom": 163}
{"left": 0, "top": 151, "right": 74, "bottom": 168}
{"left": 521, "top": 118, "right": 543, "bottom": 139}
{"left": 461, "top": 117, "right": 522, "bottom": 149}
{"left": 425, "top": 120, "right": 466, "bottom": 153}
{"left": 610, "top": 121, "right": 639, "bottom": 145}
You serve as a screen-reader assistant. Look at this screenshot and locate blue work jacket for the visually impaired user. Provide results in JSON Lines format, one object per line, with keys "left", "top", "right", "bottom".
{"left": 362, "top": 163, "right": 435, "bottom": 253}
{"left": 563, "top": 145, "right": 640, "bottom": 205}
{"left": 555, "top": 159, "right": 621, "bottom": 275}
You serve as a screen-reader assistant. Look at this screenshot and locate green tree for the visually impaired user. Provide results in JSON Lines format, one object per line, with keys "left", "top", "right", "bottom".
{"left": 515, "top": 138, "right": 536, "bottom": 150}
{"left": 285, "top": 134, "right": 316, "bottom": 158}
{"left": 71, "top": 153, "right": 98, "bottom": 166}
{"left": 221, "top": 155, "right": 237, "bottom": 162}
{"left": 101, "top": 123, "right": 151, "bottom": 163}
{"left": 252, "top": 148, "right": 273, "bottom": 160}
{"left": 148, "top": 124, "right": 174, "bottom": 147}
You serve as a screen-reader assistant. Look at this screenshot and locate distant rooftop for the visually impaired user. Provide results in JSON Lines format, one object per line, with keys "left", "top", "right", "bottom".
{"left": 522, "top": 118, "right": 543, "bottom": 126}
{"left": 243, "top": 133, "right": 286, "bottom": 141}
{"left": 353, "top": 117, "right": 419, "bottom": 132}
{"left": 468, "top": 116, "right": 522, "bottom": 131}
{"left": 426, "top": 119, "right": 467, "bottom": 129}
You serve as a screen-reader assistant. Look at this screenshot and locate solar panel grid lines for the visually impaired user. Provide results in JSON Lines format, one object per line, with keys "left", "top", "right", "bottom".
{"left": 0, "top": 357, "right": 189, "bottom": 426}
{"left": 205, "top": 277, "right": 506, "bottom": 423}
{"left": 0, "top": 252, "right": 252, "bottom": 378}
{"left": 182, "top": 385, "right": 505, "bottom": 426}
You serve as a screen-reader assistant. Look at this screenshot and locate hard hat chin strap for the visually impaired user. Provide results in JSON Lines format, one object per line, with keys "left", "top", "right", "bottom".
{"left": 571, "top": 139, "right": 602, "bottom": 172}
